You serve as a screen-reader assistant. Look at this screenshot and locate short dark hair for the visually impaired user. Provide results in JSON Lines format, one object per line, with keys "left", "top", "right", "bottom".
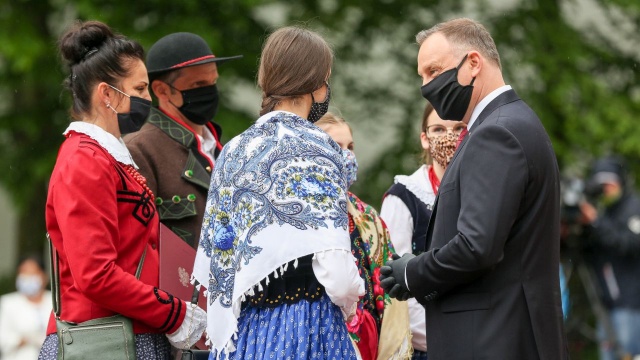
{"left": 149, "top": 68, "right": 182, "bottom": 96}
{"left": 416, "top": 18, "right": 501, "bottom": 70}
{"left": 17, "top": 253, "right": 46, "bottom": 272}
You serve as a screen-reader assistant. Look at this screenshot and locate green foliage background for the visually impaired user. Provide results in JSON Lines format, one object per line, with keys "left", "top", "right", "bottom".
{"left": 1, "top": 0, "right": 639, "bottom": 356}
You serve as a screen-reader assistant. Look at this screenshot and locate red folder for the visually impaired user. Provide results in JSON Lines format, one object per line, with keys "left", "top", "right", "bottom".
{"left": 158, "top": 224, "right": 207, "bottom": 349}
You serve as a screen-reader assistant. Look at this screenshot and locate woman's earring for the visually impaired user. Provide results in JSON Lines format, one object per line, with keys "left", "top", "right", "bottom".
{"left": 106, "top": 102, "right": 117, "bottom": 114}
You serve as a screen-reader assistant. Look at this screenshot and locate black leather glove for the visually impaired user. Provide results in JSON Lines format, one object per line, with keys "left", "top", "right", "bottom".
{"left": 379, "top": 253, "right": 415, "bottom": 301}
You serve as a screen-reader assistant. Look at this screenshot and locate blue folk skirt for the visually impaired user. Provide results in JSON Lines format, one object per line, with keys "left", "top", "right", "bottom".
{"left": 212, "top": 294, "right": 358, "bottom": 360}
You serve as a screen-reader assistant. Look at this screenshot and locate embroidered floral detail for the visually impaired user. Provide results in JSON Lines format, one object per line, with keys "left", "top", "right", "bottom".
{"left": 199, "top": 112, "right": 348, "bottom": 312}
{"left": 346, "top": 191, "right": 395, "bottom": 340}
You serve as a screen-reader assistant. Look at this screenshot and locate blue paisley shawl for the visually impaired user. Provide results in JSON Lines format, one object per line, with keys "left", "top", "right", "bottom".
{"left": 192, "top": 111, "right": 352, "bottom": 356}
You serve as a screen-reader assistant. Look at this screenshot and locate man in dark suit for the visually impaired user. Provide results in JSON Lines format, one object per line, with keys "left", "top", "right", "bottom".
{"left": 380, "top": 18, "right": 568, "bottom": 359}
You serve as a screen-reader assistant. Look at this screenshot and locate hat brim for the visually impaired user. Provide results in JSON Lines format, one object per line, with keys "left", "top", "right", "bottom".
{"left": 148, "top": 55, "right": 243, "bottom": 75}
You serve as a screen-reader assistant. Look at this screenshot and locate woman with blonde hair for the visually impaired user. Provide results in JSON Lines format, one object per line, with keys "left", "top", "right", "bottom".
{"left": 316, "top": 112, "right": 412, "bottom": 360}
{"left": 193, "top": 27, "right": 364, "bottom": 359}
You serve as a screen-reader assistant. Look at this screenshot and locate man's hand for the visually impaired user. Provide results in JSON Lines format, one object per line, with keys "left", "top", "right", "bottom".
{"left": 579, "top": 201, "right": 598, "bottom": 224}
{"left": 379, "top": 253, "right": 415, "bottom": 301}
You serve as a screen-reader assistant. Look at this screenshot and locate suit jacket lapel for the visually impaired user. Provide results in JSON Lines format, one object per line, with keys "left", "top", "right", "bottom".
{"left": 426, "top": 89, "right": 522, "bottom": 244}
{"left": 471, "top": 89, "right": 520, "bottom": 130}
{"left": 441, "top": 89, "right": 521, "bottom": 182}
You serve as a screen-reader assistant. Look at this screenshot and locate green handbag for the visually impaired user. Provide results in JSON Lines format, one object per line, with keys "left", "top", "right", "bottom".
{"left": 55, "top": 315, "right": 136, "bottom": 360}
{"left": 49, "top": 234, "right": 146, "bottom": 360}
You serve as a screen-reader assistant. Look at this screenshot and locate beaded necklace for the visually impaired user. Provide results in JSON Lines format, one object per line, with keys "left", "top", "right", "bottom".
{"left": 123, "top": 165, "right": 155, "bottom": 202}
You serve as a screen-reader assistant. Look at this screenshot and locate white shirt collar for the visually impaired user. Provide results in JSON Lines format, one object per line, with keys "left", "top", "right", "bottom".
{"left": 467, "top": 85, "right": 512, "bottom": 131}
{"left": 393, "top": 165, "right": 436, "bottom": 207}
{"left": 197, "top": 126, "right": 217, "bottom": 164}
{"left": 63, "top": 122, "right": 137, "bottom": 167}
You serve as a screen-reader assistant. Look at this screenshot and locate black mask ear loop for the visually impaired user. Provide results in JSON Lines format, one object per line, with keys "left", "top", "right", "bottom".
{"left": 107, "top": 84, "right": 129, "bottom": 111}
{"left": 165, "top": 82, "right": 183, "bottom": 110}
{"left": 457, "top": 54, "right": 476, "bottom": 86}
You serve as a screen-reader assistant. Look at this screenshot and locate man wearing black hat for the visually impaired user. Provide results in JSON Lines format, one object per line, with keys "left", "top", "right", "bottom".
{"left": 579, "top": 155, "right": 640, "bottom": 360}
{"left": 125, "top": 32, "right": 241, "bottom": 248}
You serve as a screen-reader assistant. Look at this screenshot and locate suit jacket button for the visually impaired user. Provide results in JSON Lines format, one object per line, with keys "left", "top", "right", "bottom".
{"left": 206, "top": 166, "right": 212, "bottom": 172}
{"left": 151, "top": 243, "right": 156, "bottom": 250}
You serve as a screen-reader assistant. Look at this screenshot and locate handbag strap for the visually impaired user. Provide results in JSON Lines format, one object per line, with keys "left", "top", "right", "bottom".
{"left": 48, "top": 233, "right": 147, "bottom": 318}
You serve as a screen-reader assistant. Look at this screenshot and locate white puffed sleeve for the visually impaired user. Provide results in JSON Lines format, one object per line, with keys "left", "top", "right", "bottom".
{"left": 312, "top": 249, "right": 364, "bottom": 316}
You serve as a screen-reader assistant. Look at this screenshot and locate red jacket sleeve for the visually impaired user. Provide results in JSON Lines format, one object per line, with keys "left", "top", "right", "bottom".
{"left": 49, "top": 141, "right": 185, "bottom": 334}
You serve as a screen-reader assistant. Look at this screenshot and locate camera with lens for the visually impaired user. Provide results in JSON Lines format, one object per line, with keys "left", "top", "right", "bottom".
{"left": 560, "top": 178, "right": 585, "bottom": 228}
{"left": 560, "top": 177, "right": 605, "bottom": 247}
{"left": 561, "top": 178, "right": 604, "bottom": 225}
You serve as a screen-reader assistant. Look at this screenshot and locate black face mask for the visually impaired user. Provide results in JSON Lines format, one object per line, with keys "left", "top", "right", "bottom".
{"left": 307, "top": 82, "right": 331, "bottom": 123}
{"left": 108, "top": 85, "right": 152, "bottom": 134}
{"left": 420, "top": 54, "right": 475, "bottom": 121}
{"left": 170, "top": 84, "right": 219, "bottom": 125}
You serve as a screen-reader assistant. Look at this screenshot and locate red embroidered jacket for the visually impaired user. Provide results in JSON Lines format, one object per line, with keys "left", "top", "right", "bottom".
{"left": 45, "top": 132, "right": 186, "bottom": 335}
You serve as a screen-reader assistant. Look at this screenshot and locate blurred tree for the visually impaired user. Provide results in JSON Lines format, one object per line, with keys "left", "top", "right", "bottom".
{"left": 0, "top": 4, "right": 639, "bottom": 356}
{"left": 0, "top": 0, "right": 267, "bottom": 257}
{"left": 282, "top": 0, "right": 640, "bottom": 208}
{"left": 0, "top": 0, "right": 639, "bottom": 253}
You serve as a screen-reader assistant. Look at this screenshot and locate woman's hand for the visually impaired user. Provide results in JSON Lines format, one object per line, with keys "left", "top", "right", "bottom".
{"left": 166, "top": 302, "right": 207, "bottom": 349}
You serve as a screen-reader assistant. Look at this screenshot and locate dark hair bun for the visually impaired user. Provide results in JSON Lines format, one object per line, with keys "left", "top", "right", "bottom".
{"left": 59, "top": 20, "right": 115, "bottom": 65}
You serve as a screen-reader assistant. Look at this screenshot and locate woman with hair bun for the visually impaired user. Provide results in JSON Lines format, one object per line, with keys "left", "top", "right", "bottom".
{"left": 192, "top": 26, "right": 364, "bottom": 359}
{"left": 39, "top": 20, "right": 206, "bottom": 360}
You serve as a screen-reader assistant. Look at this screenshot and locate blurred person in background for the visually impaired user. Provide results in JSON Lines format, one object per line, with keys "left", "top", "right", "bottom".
{"left": 317, "top": 112, "right": 411, "bottom": 360}
{"left": 0, "top": 255, "right": 51, "bottom": 360}
{"left": 579, "top": 155, "right": 640, "bottom": 360}
{"left": 379, "top": 103, "right": 464, "bottom": 360}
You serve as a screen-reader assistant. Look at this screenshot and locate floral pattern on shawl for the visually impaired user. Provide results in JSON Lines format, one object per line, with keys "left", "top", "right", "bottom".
{"left": 194, "top": 111, "right": 351, "bottom": 355}
{"left": 346, "top": 192, "right": 395, "bottom": 339}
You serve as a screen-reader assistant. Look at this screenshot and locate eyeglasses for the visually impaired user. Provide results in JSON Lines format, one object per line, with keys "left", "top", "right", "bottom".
{"left": 425, "top": 123, "right": 467, "bottom": 137}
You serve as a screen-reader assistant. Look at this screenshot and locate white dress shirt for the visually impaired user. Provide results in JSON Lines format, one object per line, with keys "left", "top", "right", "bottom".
{"left": 197, "top": 126, "right": 218, "bottom": 165}
{"left": 0, "top": 292, "right": 52, "bottom": 360}
{"left": 467, "top": 85, "right": 512, "bottom": 131}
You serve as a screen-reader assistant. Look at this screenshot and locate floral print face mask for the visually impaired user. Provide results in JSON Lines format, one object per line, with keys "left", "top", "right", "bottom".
{"left": 342, "top": 148, "right": 358, "bottom": 188}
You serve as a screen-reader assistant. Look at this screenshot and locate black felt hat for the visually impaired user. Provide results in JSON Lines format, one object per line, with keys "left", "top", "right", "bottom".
{"left": 146, "top": 32, "right": 242, "bottom": 78}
